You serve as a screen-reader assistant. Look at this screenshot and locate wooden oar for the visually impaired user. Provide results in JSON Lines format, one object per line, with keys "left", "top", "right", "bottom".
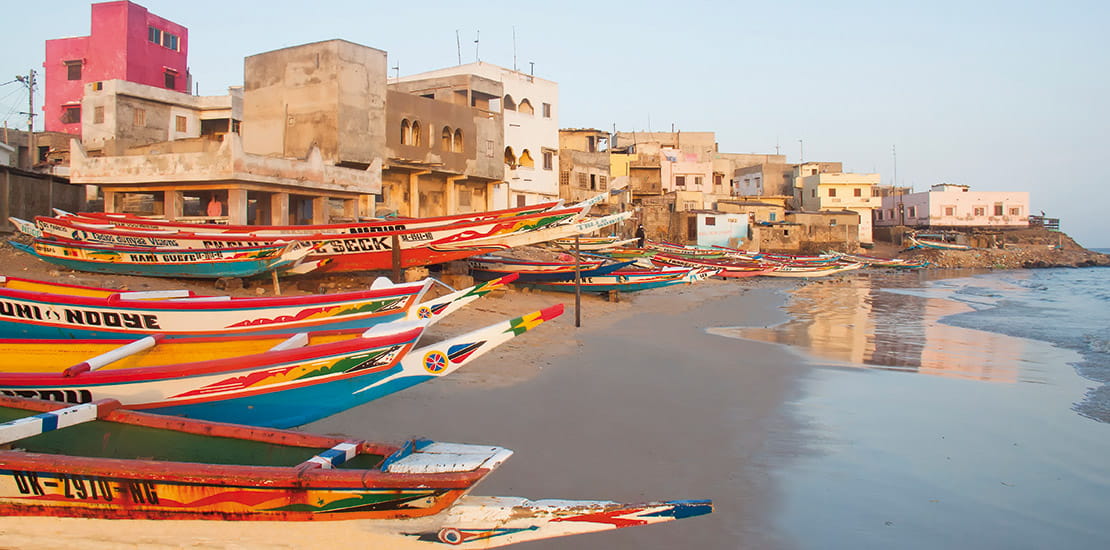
{"left": 63, "top": 335, "right": 165, "bottom": 377}
{"left": 0, "top": 400, "right": 119, "bottom": 445}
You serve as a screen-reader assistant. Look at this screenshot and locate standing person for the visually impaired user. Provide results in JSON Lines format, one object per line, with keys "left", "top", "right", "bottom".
{"left": 207, "top": 195, "right": 223, "bottom": 218}
{"left": 635, "top": 224, "right": 646, "bottom": 248}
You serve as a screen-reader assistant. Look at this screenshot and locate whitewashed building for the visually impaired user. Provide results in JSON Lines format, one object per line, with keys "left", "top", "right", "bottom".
{"left": 875, "top": 183, "right": 1030, "bottom": 228}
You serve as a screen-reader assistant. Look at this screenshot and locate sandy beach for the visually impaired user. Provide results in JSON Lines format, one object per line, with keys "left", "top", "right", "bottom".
{"left": 0, "top": 239, "right": 814, "bottom": 548}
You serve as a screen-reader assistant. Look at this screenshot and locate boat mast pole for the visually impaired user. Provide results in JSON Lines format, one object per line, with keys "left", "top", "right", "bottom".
{"left": 574, "top": 235, "right": 581, "bottom": 327}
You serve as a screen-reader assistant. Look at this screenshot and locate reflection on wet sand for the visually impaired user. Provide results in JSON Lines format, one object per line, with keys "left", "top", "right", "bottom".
{"left": 709, "top": 273, "right": 1030, "bottom": 383}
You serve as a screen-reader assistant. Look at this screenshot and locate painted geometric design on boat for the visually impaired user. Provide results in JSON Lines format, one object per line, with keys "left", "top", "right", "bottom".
{"left": 446, "top": 341, "right": 484, "bottom": 364}
{"left": 169, "top": 347, "right": 405, "bottom": 398}
{"left": 0, "top": 471, "right": 449, "bottom": 515}
{"left": 423, "top": 351, "right": 447, "bottom": 374}
{"left": 412, "top": 526, "right": 540, "bottom": 545}
{"left": 504, "top": 306, "right": 563, "bottom": 336}
{"left": 416, "top": 306, "right": 433, "bottom": 319}
{"left": 432, "top": 213, "right": 573, "bottom": 246}
{"left": 225, "top": 297, "right": 409, "bottom": 329}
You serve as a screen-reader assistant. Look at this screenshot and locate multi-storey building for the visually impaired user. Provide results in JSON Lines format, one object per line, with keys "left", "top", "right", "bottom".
{"left": 44, "top": 1, "right": 189, "bottom": 135}
{"left": 798, "top": 171, "right": 881, "bottom": 243}
{"left": 396, "top": 63, "right": 559, "bottom": 209}
{"left": 875, "top": 183, "right": 1030, "bottom": 229}
{"left": 558, "top": 128, "right": 615, "bottom": 210}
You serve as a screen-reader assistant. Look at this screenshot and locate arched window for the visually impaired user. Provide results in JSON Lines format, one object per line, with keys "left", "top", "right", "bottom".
{"left": 453, "top": 129, "right": 463, "bottom": 153}
{"left": 503, "top": 94, "right": 517, "bottom": 111}
{"left": 400, "top": 119, "right": 411, "bottom": 145}
{"left": 504, "top": 146, "right": 517, "bottom": 168}
{"left": 411, "top": 121, "right": 421, "bottom": 147}
{"left": 519, "top": 149, "right": 534, "bottom": 168}
{"left": 442, "top": 126, "right": 452, "bottom": 150}
{"left": 518, "top": 99, "right": 534, "bottom": 115}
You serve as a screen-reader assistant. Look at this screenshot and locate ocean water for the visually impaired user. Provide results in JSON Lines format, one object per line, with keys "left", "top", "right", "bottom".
{"left": 711, "top": 268, "right": 1110, "bottom": 549}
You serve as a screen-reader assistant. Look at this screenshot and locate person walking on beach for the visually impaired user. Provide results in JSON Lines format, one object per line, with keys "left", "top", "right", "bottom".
{"left": 635, "top": 224, "right": 646, "bottom": 248}
{"left": 207, "top": 196, "right": 223, "bottom": 218}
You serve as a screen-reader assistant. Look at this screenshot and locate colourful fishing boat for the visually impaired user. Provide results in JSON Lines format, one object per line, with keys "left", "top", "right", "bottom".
{"left": 519, "top": 266, "right": 718, "bottom": 294}
{"left": 0, "top": 274, "right": 513, "bottom": 340}
{"left": 0, "top": 304, "right": 560, "bottom": 428}
{"left": 649, "top": 252, "right": 779, "bottom": 278}
{"left": 8, "top": 238, "right": 316, "bottom": 279}
{"left": 549, "top": 235, "right": 639, "bottom": 251}
{"left": 54, "top": 200, "right": 565, "bottom": 235}
{"left": 825, "top": 251, "right": 930, "bottom": 268}
{"left": 468, "top": 255, "right": 636, "bottom": 282}
{"left": 643, "top": 240, "right": 729, "bottom": 258}
{"left": 12, "top": 207, "right": 589, "bottom": 274}
{"left": 761, "top": 262, "right": 864, "bottom": 278}
{"left": 0, "top": 395, "right": 711, "bottom": 547}
{"left": 905, "top": 233, "right": 973, "bottom": 251}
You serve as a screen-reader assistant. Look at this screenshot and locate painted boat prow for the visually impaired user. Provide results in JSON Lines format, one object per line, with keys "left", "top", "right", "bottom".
{"left": 358, "top": 303, "right": 564, "bottom": 396}
{"left": 405, "top": 274, "right": 519, "bottom": 325}
{"left": 397, "top": 496, "right": 713, "bottom": 547}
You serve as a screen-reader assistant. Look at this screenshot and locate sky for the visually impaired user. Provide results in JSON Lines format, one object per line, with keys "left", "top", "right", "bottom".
{"left": 2, "top": 0, "right": 1107, "bottom": 246}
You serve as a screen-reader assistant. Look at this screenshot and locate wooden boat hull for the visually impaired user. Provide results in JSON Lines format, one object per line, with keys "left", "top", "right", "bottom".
{"left": 0, "top": 396, "right": 710, "bottom": 547}
{"left": 519, "top": 267, "right": 714, "bottom": 293}
{"left": 761, "top": 262, "right": 864, "bottom": 278}
{"left": 0, "top": 303, "right": 562, "bottom": 428}
{"left": 468, "top": 256, "right": 636, "bottom": 282}
{"left": 9, "top": 240, "right": 308, "bottom": 279}
{"left": 20, "top": 208, "right": 587, "bottom": 274}
{"left": 0, "top": 274, "right": 512, "bottom": 340}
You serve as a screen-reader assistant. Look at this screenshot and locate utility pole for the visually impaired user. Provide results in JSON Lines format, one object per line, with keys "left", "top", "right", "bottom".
{"left": 14, "top": 70, "right": 37, "bottom": 169}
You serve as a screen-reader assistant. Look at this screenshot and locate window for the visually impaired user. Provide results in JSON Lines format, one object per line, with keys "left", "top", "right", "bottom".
{"left": 411, "top": 121, "right": 421, "bottom": 147}
{"left": 714, "top": 173, "right": 723, "bottom": 187}
{"left": 769, "top": 212, "right": 777, "bottom": 221}
{"left": 163, "top": 32, "right": 178, "bottom": 51}
{"left": 829, "top": 219, "right": 838, "bottom": 226}
{"left": 134, "top": 108, "right": 146, "bottom": 127}
{"left": 458, "top": 189, "right": 471, "bottom": 207}
{"left": 453, "top": 129, "right": 463, "bottom": 152}
{"left": 599, "top": 175, "right": 607, "bottom": 190}
{"left": 516, "top": 194, "right": 526, "bottom": 207}
{"left": 542, "top": 151, "right": 553, "bottom": 170}
{"left": 854, "top": 188, "right": 862, "bottom": 197}
{"left": 442, "top": 127, "right": 452, "bottom": 150}
{"left": 577, "top": 173, "right": 588, "bottom": 186}
{"left": 164, "top": 71, "right": 176, "bottom": 90}
{"left": 994, "top": 203, "right": 1004, "bottom": 216}
{"left": 61, "top": 106, "right": 81, "bottom": 124}
{"left": 175, "top": 115, "right": 187, "bottom": 132}
{"left": 486, "top": 139, "right": 494, "bottom": 158}
{"left": 704, "top": 216, "right": 716, "bottom": 226}
{"left": 973, "top": 206, "right": 986, "bottom": 216}
{"left": 560, "top": 172, "right": 570, "bottom": 186}
{"left": 503, "top": 95, "right": 516, "bottom": 111}
{"left": 149, "top": 26, "right": 178, "bottom": 50}
{"left": 675, "top": 175, "right": 686, "bottom": 187}
{"left": 148, "top": 26, "right": 162, "bottom": 45}
{"left": 908, "top": 206, "right": 917, "bottom": 217}
{"left": 519, "top": 149, "right": 534, "bottom": 168}
{"left": 872, "top": 188, "right": 881, "bottom": 197}
{"left": 542, "top": 103, "right": 551, "bottom": 118}
{"left": 65, "top": 60, "right": 82, "bottom": 81}
{"left": 400, "top": 119, "right": 410, "bottom": 145}
{"left": 518, "top": 99, "right": 534, "bottom": 115}
{"left": 93, "top": 106, "right": 104, "bottom": 124}
{"left": 876, "top": 210, "right": 883, "bottom": 221}
{"left": 694, "top": 176, "right": 703, "bottom": 187}
{"left": 504, "top": 146, "right": 516, "bottom": 168}
{"left": 811, "top": 189, "right": 816, "bottom": 198}
{"left": 945, "top": 206, "right": 954, "bottom": 216}
{"left": 1009, "top": 207, "right": 1021, "bottom": 216}
{"left": 828, "top": 188, "right": 836, "bottom": 197}
{"left": 590, "top": 174, "right": 597, "bottom": 191}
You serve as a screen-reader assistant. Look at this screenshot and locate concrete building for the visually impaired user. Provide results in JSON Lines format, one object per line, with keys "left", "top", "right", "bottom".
{"left": 71, "top": 40, "right": 389, "bottom": 224}
{"left": 558, "top": 128, "right": 616, "bottom": 211}
{"left": 384, "top": 74, "right": 506, "bottom": 217}
{"left": 396, "top": 62, "right": 559, "bottom": 209}
{"left": 44, "top": 1, "right": 189, "bottom": 136}
{"left": 0, "top": 142, "right": 14, "bottom": 167}
{"left": 733, "top": 160, "right": 793, "bottom": 197}
{"left": 798, "top": 171, "right": 881, "bottom": 243}
{"left": 875, "top": 183, "right": 1030, "bottom": 229}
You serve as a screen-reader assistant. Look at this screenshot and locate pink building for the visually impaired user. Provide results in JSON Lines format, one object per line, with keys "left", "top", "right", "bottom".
{"left": 43, "top": 1, "right": 188, "bottom": 135}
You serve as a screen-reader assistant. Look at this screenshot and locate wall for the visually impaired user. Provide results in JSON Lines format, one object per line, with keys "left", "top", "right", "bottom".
{"left": 44, "top": 1, "right": 189, "bottom": 134}
{"left": 876, "top": 188, "right": 1030, "bottom": 228}
{"left": 243, "top": 40, "right": 387, "bottom": 167}
{"left": 385, "top": 90, "right": 503, "bottom": 180}
{"left": 0, "top": 167, "right": 85, "bottom": 232}
{"left": 695, "top": 212, "right": 747, "bottom": 247}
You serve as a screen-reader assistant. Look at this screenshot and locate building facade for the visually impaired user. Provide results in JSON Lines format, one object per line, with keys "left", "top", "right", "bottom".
{"left": 44, "top": 1, "right": 189, "bottom": 135}
{"left": 396, "top": 62, "right": 559, "bottom": 209}
{"left": 798, "top": 171, "right": 880, "bottom": 243}
{"left": 875, "top": 183, "right": 1030, "bottom": 229}
{"left": 558, "top": 128, "right": 613, "bottom": 209}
